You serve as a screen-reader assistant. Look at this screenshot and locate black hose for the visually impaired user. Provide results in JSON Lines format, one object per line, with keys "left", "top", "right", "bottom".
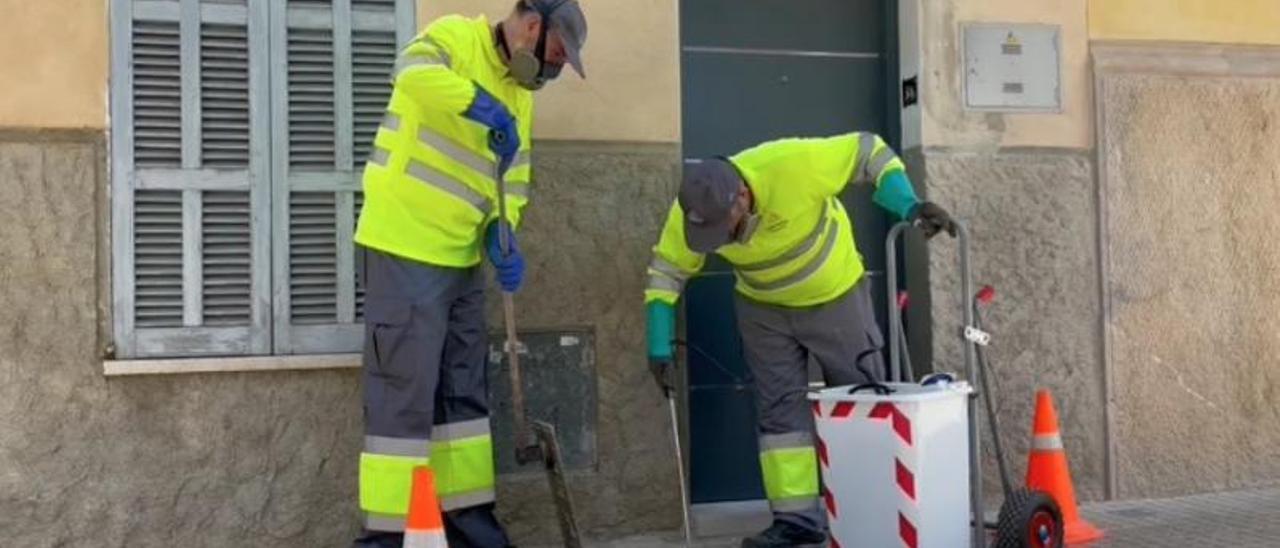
{"left": 973, "top": 303, "right": 1013, "bottom": 498}
{"left": 672, "top": 339, "right": 752, "bottom": 387}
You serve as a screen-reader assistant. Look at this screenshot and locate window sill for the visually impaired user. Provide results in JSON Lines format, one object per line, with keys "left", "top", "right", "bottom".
{"left": 103, "top": 353, "right": 361, "bottom": 377}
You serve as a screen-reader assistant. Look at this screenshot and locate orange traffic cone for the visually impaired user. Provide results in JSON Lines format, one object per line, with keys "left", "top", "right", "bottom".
{"left": 404, "top": 466, "right": 448, "bottom": 548}
{"left": 1026, "top": 390, "right": 1103, "bottom": 544}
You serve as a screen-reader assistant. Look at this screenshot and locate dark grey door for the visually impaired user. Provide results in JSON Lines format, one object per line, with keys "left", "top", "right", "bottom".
{"left": 679, "top": 0, "right": 899, "bottom": 505}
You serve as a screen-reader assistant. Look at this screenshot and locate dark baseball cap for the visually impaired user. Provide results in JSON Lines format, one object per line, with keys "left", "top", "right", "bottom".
{"left": 679, "top": 159, "right": 745, "bottom": 253}
{"left": 529, "top": 0, "right": 587, "bottom": 77}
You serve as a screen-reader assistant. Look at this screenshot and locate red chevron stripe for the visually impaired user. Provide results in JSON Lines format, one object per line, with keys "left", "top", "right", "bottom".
{"left": 895, "top": 458, "right": 916, "bottom": 501}
{"left": 899, "top": 512, "right": 918, "bottom": 548}
{"left": 831, "top": 401, "right": 856, "bottom": 418}
{"left": 812, "top": 401, "right": 822, "bottom": 418}
{"left": 869, "top": 403, "right": 913, "bottom": 446}
{"left": 824, "top": 486, "right": 838, "bottom": 519}
{"left": 816, "top": 436, "right": 830, "bottom": 468}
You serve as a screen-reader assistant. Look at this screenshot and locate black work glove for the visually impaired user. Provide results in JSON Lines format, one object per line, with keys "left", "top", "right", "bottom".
{"left": 910, "top": 201, "right": 957, "bottom": 239}
{"left": 648, "top": 358, "right": 675, "bottom": 398}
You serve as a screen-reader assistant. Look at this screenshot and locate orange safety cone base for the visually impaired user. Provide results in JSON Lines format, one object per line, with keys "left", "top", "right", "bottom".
{"left": 405, "top": 465, "right": 448, "bottom": 548}
{"left": 1025, "top": 390, "right": 1104, "bottom": 546}
{"left": 1065, "top": 519, "right": 1105, "bottom": 544}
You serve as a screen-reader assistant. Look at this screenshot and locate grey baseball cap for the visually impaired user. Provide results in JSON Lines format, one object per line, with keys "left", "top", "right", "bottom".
{"left": 679, "top": 159, "right": 745, "bottom": 253}
{"left": 529, "top": 0, "right": 587, "bottom": 77}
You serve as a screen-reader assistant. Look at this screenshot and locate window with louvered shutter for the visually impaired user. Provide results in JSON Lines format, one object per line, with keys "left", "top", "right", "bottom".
{"left": 111, "top": 0, "right": 413, "bottom": 360}
{"left": 110, "top": 0, "right": 271, "bottom": 358}
{"left": 269, "top": 0, "right": 414, "bottom": 354}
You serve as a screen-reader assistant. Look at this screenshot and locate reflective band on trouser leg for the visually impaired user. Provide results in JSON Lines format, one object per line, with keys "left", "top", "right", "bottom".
{"left": 759, "top": 432, "right": 820, "bottom": 512}
{"left": 360, "top": 435, "right": 432, "bottom": 531}
{"left": 431, "top": 418, "right": 496, "bottom": 511}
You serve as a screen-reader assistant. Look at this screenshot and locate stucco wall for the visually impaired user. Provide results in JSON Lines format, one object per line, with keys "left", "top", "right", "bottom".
{"left": 917, "top": 148, "right": 1107, "bottom": 502}
{"left": 486, "top": 142, "right": 681, "bottom": 541}
{"left": 915, "top": 0, "right": 1091, "bottom": 149}
{"left": 418, "top": 0, "right": 681, "bottom": 143}
{"left": 1089, "top": 0, "right": 1280, "bottom": 46}
{"left": 0, "top": 130, "right": 680, "bottom": 545}
{"left": 1094, "top": 42, "right": 1280, "bottom": 498}
{"left": 0, "top": 132, "right": 365, "bottom": 546}
{"left": 0, "top": 0, "right": 108, "bottom": 129}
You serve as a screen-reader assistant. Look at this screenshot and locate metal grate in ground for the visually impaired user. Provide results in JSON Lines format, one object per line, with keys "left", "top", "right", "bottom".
{"left": 1080, "top": 486, "right": 1280, "bottom": 547}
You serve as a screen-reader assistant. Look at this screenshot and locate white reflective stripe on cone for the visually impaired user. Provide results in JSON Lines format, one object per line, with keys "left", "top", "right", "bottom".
{"left": 404, "top": 529, "right": 448, "bottom": 548}
{"left": 1032, "top": 434, "right": 1064, "bottom": 451}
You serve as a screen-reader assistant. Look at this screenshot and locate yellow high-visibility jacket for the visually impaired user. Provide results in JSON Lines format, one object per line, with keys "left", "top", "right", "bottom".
{"left": 645, "top": 133, "right": 909, "bottom": 307}
{"left": 354, "top": 15, "right": 533, "bottom": 267}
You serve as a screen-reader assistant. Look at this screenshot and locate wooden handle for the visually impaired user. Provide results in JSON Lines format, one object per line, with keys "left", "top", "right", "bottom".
{"left": 503, "top": 292, "right": 531, "bottom": 454}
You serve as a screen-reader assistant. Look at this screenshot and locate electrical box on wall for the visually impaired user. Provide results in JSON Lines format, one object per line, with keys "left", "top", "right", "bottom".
{"left": 963, "top": 23, "right": 1061, "bottom": 112}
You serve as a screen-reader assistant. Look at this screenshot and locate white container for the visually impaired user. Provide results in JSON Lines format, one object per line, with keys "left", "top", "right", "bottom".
{"left": 809, "top": 381, "right": 973, "bottom": 548}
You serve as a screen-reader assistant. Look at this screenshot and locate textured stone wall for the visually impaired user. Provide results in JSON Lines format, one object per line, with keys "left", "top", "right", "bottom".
{"left": 0, "top": 131, "right": 680, "bottom": 546}
{"left": 917, "top": 147, "right": 1108, "bottom": 503}
{"left": 0, "top": 131, "right": 365, "bottom": 546}
{"left": 487, "top": 141, "right": 682, "bottom": 542}
{"left": 1096, "top": 43, "right": 1280, "bottom": 499}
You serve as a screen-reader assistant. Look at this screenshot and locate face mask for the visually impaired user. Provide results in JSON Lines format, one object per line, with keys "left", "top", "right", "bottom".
{"left": 508, "top": 0, "right": 567, "bottom": 90}
{"left": 735, "top": 212, "right": 762, "bottom": 245}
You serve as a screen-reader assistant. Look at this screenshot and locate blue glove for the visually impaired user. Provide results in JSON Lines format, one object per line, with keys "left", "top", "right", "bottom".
{"left": 463, "top": 85, "right": 520, "bottom": 176}
{"left": 484, "top": 221, "right": 524, "bottom": 292}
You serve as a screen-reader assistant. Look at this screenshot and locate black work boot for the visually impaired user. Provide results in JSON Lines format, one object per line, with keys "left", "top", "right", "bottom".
{"left": 740, "top": 520, "right": 826, "bottom": 548}
{"left": 351, "top": 530, "right": 403, "bottom": 548}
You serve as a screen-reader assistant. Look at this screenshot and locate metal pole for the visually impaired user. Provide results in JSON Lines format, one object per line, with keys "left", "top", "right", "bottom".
{"left": 957, "top": 221, "right": 985, "bottom": 547}
{"left": 668, "top": 396, "right": 693, "bottom": 547}
{"left": 885, "top": 223, "right": 910, "bottom": 382}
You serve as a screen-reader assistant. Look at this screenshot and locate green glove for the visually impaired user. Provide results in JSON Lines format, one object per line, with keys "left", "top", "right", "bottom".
{"left": 646, "top": 301, "right": 675, "bottom": 361}
{"left": 646, "top": 301, "right": 676, "bottom": 397}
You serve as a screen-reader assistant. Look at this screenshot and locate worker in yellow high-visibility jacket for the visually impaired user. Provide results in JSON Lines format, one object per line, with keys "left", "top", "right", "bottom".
{"left": 644, "top": 133, "right": 956, "bottom": 547}
{"left": 352, "top": 2, "right": 587, "bottom": 546}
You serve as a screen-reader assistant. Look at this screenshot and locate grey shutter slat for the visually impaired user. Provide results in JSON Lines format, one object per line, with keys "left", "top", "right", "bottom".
{"left": 201, "top": 22, "right": 250, "bottom": 168}
{"left": 351, "top": 29, "right": 394, "bottom": 163}
{"left": 287, "top": 26, "right": 337, "bottom": 170}
{"left": 288, "top": 191, "right": 337, "bottom": 324}
{"left": 271, "top": 0, "right": 406, "bottom": 354}
{"left": 353, "top": 191, "right": 366, "bottom": 321}
{"left": 114, "top": 0, "right": 270, "bottom": 358}
{"left": 203, "top": 191, "right": 253, "bottom": 326}
{"left": 134, "top": 190, "right": 185, "bottom": 328}
{"left": 133, "top": 20, "right": 183, "bottom": 168}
